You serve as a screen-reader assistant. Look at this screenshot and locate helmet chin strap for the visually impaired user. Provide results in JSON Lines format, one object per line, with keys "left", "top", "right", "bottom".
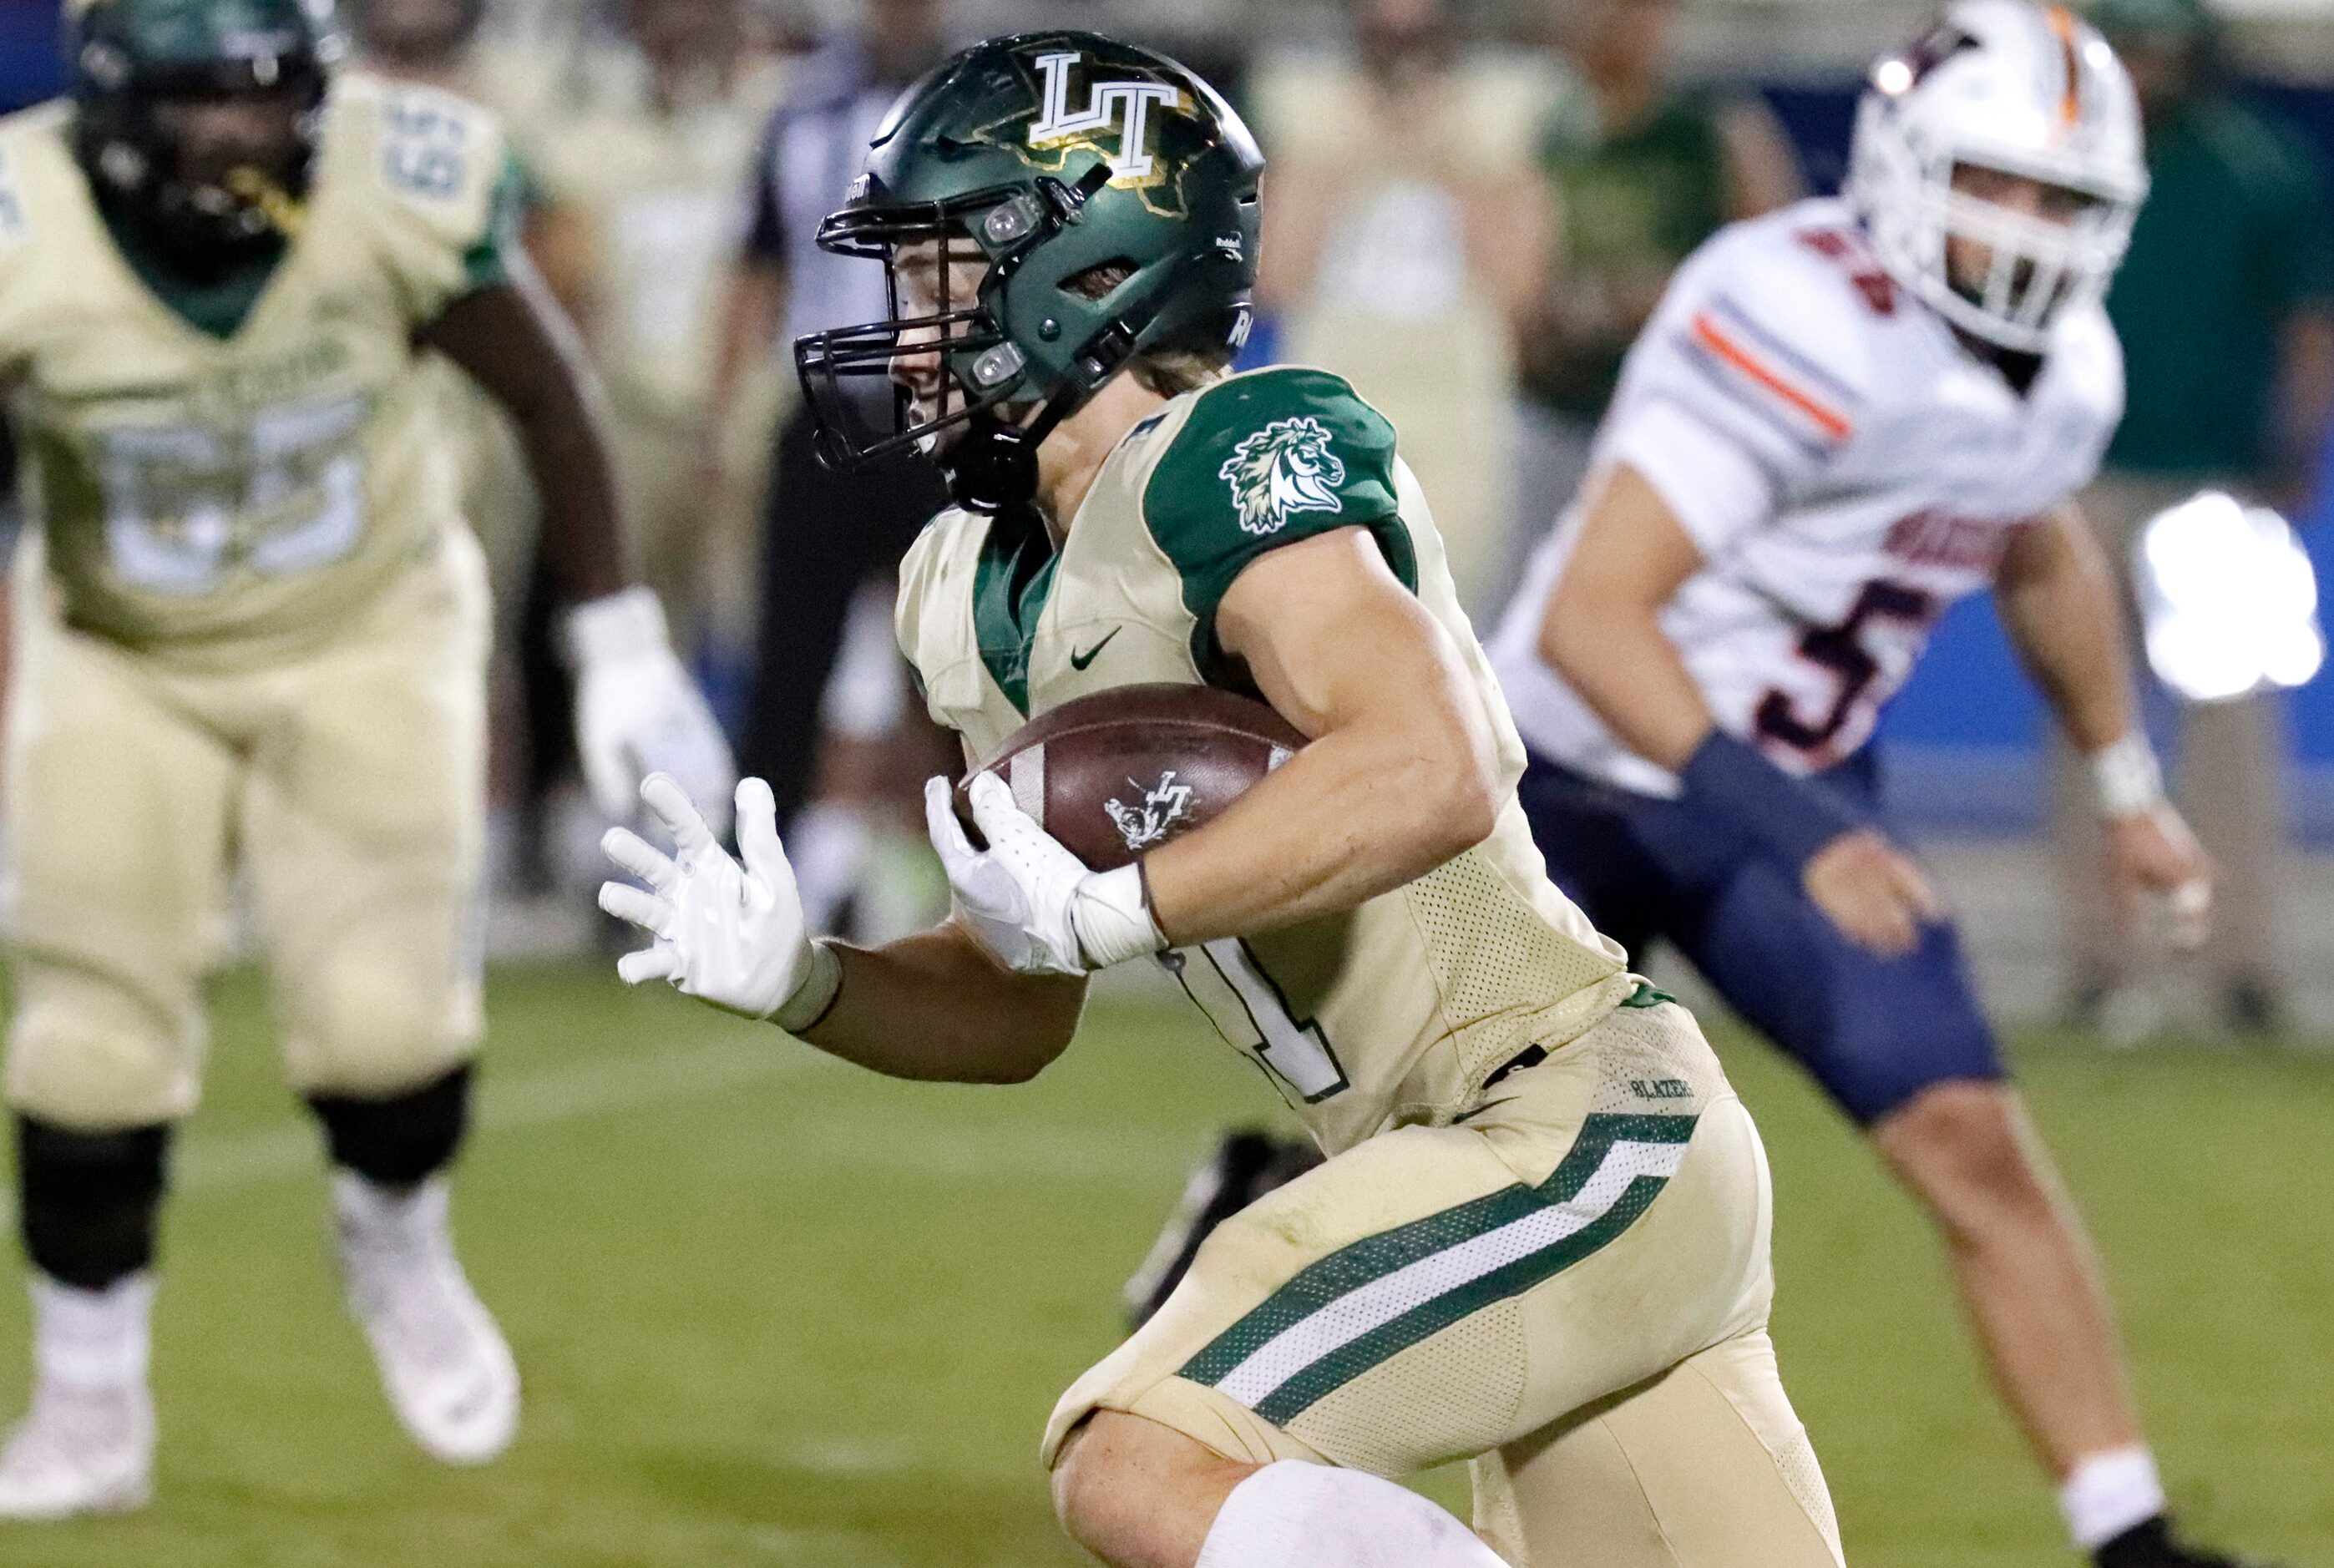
{"left": 941, "top": 317, "right": 1139, "bottom": 515}
{"left": 943, "top": 410, "right": 1045, "bottom": 515}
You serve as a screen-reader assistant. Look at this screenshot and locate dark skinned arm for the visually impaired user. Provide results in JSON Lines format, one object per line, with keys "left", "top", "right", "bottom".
{"left": 413, "top": 256, "right": 630, "bottom": 606}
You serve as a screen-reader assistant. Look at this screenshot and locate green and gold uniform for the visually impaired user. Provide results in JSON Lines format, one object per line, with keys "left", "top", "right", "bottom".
{"left": 897, "top": 365, "right": 1842, "bottom": 1566}
{"left": 0, "top": 73, "right": 510, "bottom": 1127}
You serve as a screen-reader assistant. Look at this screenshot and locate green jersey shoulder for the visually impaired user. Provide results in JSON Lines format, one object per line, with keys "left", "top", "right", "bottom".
{"left": 1138, "top": 365, "right": 1420, "bottom": 658}
{"left": 897, "top": 364, "right": 1431, "bottom": 740}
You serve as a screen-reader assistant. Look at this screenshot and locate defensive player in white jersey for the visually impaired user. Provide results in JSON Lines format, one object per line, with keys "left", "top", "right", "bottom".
{"left": 606, "top": 31, "right": 1843, "bottom": 1568}
{"left": 0, "top": 0, "right": 732, "bottom": 1516}
{"left": 1486, "top": 6, "right": 2260, "bottom": 1565}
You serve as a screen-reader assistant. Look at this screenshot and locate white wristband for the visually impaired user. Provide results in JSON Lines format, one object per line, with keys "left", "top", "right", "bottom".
{"left": 2089, "top": 732, "right": 2165, "bottom": 819}
{"left": 563, "top": 586, "right": 670, "bottom": 669}
{"left": 771, "top": 939, "right": 844, "bottom": 1034}
{"left": 1071, "top": 863, "right": 1167, "bottom": 971}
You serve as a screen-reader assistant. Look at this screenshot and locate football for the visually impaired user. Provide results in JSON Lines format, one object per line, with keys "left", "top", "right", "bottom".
{"left": 958, "top": 684, "right": 1307, "bottom": 869}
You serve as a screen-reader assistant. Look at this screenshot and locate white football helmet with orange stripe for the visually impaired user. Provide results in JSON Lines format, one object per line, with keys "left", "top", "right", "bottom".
{"left": 1847, "top": 0, "right": 2147, "bottom": 352}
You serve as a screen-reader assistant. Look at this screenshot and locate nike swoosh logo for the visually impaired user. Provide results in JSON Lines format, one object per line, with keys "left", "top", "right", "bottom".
{"left": 1070, "top": 628, "right": 1121, "bottom": 670}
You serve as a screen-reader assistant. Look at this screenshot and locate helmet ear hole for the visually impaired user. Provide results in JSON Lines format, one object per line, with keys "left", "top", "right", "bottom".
{"left": 1061, "top": 260, "right": 1141, "bottom": 302}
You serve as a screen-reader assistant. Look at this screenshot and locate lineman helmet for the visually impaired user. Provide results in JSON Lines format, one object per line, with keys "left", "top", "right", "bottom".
{"left": 796, "top": 32, "right": 1263, "bottom": 513}
{"left": 1847, "top": 1, "right": 2147, "bottom": 352}
{"left": 69, "top": 0, "right": 342, "bottom": 266}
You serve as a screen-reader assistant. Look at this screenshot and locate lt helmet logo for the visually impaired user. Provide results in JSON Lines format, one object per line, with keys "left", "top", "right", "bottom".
{"left": 1029, "top": 52, "right": 1184, "bottom": 183}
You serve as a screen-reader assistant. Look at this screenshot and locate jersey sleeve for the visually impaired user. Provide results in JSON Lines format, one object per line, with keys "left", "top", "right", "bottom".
{"left": 1601, "top": 224, "right": 1873, "bottom": 559}
{"left": 349, "top": 77, "right": 526, "bottom": 326}
{"left": 1141, "top": 367, "right": 1420, "bottom": 668}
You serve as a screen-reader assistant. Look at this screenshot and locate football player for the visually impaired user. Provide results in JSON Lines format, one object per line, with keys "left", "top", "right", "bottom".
{"left": 0, "top": 0, "right": 732, "bottom": 1516}
{"left": 1484, "top": 5, "right": 2258, "bottom": 1566}
{"left": 605, "top": 32, "right": 1842, "bottom": 1568}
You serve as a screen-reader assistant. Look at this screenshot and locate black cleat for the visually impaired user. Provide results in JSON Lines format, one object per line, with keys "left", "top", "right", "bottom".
{"left": 1122, "top": 1130, "right": 1324, "bottom": 1329}
{"left": 2095, "top": 1516, "right": 2281, "bottom": 1568}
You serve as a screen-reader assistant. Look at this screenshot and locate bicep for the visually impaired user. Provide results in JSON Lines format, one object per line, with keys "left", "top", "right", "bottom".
{"left": 1216, "top": 527, "right": 1482, "bottom": 738}
{"left": 416, "top": 271, "right": 590, "bottom": 422}
{"left": 1552, "top": 463, "right": 1711, "bottom": 623}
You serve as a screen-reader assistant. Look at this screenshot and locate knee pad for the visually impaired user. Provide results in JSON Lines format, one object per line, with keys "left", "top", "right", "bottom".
{"left": 306, "top": 1064, "right": 473, "bottom": 1188}
{"left": 17, "top": 1117, "right": 171, "bottom": 1291}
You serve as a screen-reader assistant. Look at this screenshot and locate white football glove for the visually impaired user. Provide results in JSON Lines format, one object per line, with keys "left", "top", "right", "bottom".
{"left": 567, "top": 587, "right": 737, "bottom": 836}
{"left": 600, "top": 773, "right": 840, "bottom": 1029}
{"left": 924, "top": 772, "right": 1166, "bottom": 977}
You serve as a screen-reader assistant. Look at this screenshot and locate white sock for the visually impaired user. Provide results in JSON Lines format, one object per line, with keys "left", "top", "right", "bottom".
{"left": 1194, "top": 1461, "right": 1506, "bottom": 1568}
{"left": 30, "top": 1274, "right": 153, "bottom": 1389}
{"left": 788, "top": 800, "right": 873, "bottom": 936}
{"left": 2060, "top": 1445, "right": 2165, "bottom": 1550}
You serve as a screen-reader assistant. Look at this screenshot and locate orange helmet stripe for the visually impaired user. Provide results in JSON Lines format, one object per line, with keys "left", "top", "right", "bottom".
{"left": 2046, "top": 5, "right": 2084, "bottom": 129}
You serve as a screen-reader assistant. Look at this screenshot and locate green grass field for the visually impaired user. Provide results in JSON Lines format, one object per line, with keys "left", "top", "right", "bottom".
{"left": 0, "top": 963, "right": 2326, "bottom": 1567}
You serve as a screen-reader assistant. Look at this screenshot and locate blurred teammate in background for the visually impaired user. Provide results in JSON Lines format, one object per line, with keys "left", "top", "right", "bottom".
{"left": 527, "top": 0, "right": 783, "bottom": 673}
{"left": 700, "top": 0, "right": 954, "bottom": 935}
{"left": 2051, "top": 0, "right": 2334, "bottom": 1036}
{"left": 1489, "top": 6, "right": 2263, "bottom": 1565}
{"left": 0, "top": 0, "right": 729, "bottom": 1515}
{"left": 1512, "top": 0, "right": 1802, "bottom": 545}
{"left": 1248, "top": 0, "right": 1548, "bottom": 616}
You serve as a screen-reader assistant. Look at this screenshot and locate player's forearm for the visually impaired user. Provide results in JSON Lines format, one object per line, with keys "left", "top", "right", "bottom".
{"left": 799, "top": 923, "right": 1087, "bottom": 1084}
{"left": 1540, "top": 587, "right": 1717, "bottom": 771}
{"left": 1997, "top": 506, "right": 2136, "bottom": 753}
{"left": 1142, "top": 695, "right": 1500, "bottom": 946}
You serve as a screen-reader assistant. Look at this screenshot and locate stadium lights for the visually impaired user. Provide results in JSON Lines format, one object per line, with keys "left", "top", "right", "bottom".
{"left": 2134, "top": 489, "right": 2325, "bottom": 703}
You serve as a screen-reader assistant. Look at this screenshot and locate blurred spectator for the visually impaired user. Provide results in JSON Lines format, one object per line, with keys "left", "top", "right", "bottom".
{"left": 1249, "top": 0, "right": 1550, "bottom": 617}
{"left": 526, "top": 0, "right": 786, "bottom": 664}
{"left": 1512, "top": 0, "right": 1802, "bottom": 544}
{"left": 2053, "top": 0, "right": 2334, "bottom": 1034}
{"left": 701, "top": 0, "right": 953, "bottom": 931}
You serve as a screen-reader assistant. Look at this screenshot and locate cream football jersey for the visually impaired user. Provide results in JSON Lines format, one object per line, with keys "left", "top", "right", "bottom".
{"left": 0, "top": 73, "right": 517, "bottom": 665}
{"left": 1487, "top": 196, "right": 2124, "bottom": 796}
{"left": 896, "top": 367, "right": 1635, "bottom": 1155}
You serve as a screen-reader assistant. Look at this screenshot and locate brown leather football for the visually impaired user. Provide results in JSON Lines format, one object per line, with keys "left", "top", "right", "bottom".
{"left": 959, "top": 684, "right": 1307, "bottom": 870}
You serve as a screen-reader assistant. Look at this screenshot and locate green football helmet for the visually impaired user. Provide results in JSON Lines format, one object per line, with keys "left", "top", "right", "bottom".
{"left": 796, "top": 31, "right": 1264, "bottom": 513}
{"left": 69, "top": 0, "right": 343, "bottom": 267}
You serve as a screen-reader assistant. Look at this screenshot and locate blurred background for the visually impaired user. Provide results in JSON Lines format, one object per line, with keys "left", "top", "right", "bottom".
{"left": 12, "top": 0, "right": 2334, "bottom": 1034}
{"left": 0, "top": 5, "right": 2328, "bottom": 1566}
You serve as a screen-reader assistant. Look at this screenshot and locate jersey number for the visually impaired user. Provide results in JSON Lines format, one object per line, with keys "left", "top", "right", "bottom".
{"left": 382, "top": 100, "right": 470, "bottom": 198}
{"left": 1191, "top": 939, "right": 1349, "bottom": 1105}
{"left": 100, "top": 397, "right": 368, "bottom": 596}
{"left": 1755, "top": 579, "right": 1936, "bottom": 754}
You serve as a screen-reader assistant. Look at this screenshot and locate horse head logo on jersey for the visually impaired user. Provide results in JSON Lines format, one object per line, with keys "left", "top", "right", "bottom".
{"left": 1219, "top": 417, "right": 1347, "bottom": 537}
{"left": 1105, "top": 771, "right": 1195, "bottom": 852}
{"left": 1027, "top": 51, "right": 1186, "bottom": 185}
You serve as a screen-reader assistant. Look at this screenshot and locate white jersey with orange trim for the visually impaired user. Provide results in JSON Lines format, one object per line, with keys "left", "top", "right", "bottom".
{"left": 1487, "top": 196, "right": 2123, "bottom": 797}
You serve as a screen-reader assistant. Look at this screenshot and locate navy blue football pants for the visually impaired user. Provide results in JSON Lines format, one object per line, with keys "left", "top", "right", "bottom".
{"left": 1517, "top": 749, "right": 2003, "bottom": 1125}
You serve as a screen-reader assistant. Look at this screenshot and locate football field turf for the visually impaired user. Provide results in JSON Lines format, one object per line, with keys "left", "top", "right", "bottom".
{"left": 0, "top": 963, "right": 2326, "bottom": 1566}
